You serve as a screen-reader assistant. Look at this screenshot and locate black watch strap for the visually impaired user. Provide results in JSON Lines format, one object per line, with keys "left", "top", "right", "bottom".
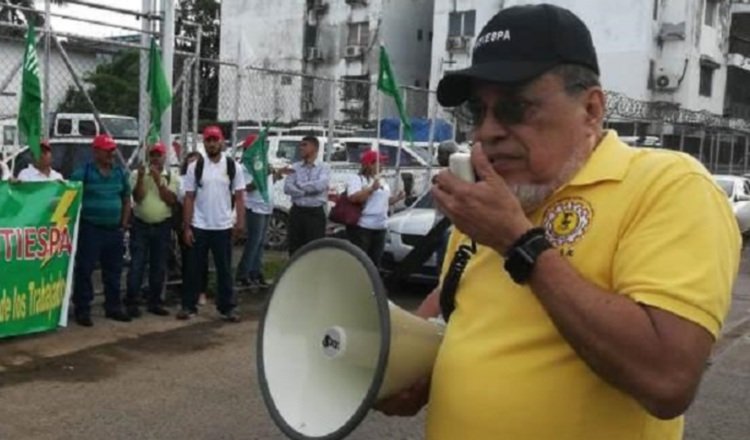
{"left": 503, "top": 227, "right": 553, "bottom": 284}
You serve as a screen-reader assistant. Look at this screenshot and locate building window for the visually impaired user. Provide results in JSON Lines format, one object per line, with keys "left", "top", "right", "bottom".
{"left": 417, "top": 29, "right": 423, "bottom": 41}
{"left": 653, "top": 0, "right": 659, "bottom": 20}
{"left": 699, "top": 64, "right": 715, "bottom": 97}
{"left": 281, "top": 75, "right": 293, "bottom": 86}
{"left": 414, "top": 79, "right": 421, "bottom": 87}
{"left": 347, "top": 22, "right": 370, "bottom": 46}
{"left": 448, "top": 10, "right": 476, "bottom": 37}
{"left": 704, "top": 0, "right": 718, "bottom": 27}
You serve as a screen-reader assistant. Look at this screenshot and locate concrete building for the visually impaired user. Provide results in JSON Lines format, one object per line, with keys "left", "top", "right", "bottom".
{"left": 429, "top": 1, "right": 736, "bottom": 135}
{"left": 219, "top": 0, "right": 434, "bottom": 125}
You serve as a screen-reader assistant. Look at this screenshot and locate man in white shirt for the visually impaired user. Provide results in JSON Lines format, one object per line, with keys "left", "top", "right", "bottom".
{"left": 17, "top": 141, "right": 63, "bottom": 182}
{"left": 180, "top": 125, "right": 245, "bottom": 322}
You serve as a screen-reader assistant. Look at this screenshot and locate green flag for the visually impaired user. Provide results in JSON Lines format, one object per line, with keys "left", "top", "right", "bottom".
{"left": 241, "top": 127, "right": 270, "bottom": 204}
{"left": 147, "top": 38, "right": 172, "bottom": 145}
{"left": 17, "top": 24, "right": 42, "bottom": 161}
{"left": 378, "top": 45, "right": 412, "bottom": 142}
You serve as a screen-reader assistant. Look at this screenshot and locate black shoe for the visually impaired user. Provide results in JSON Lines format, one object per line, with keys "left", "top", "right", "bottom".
{"left": 221, "top": 310, "right": 240, "bottom": 323}
{"left": 254, "top": 276, "right": 270, "bottom": 289}
{"left": 176, "top": 309, "right": 197, "bottom": 320}
{"left": 236, "top": 277, "right": 252, "bottom": 287}
{"left": 105, "top": 310, "right": 132, "bottom": 322}
{"left": 126, "top": 305, "right": 142, "bottom": 318}
{"left": 147, "top": 306, "right": 170, "bottom": 316}
{"left": 74, "top": 314, "right": 93, "bottom": 327}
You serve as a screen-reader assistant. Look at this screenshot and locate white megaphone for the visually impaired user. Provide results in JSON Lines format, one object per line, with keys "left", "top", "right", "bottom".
{"left": 257, "top": 238, "right": 444, "bottom": 439}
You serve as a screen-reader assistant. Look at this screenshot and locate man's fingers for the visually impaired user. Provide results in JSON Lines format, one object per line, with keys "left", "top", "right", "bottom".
{"left": 471, "top": 143, "right": 497, "bottom": 182}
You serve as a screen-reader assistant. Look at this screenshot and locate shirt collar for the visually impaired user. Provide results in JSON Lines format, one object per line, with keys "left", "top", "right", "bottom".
{"left": 566, "top": 130, "right": 636, "bottom": 187}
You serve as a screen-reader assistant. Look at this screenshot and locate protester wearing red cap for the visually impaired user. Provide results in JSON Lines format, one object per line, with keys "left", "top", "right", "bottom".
{"left": 68, "top": 133, "right": 132, "bottom": 327}
{"left": 343, "top": 148, "right": 404, "bottom": 265}
{"left": 125, "top": 141, "right": 180, "bottom": 318}
{"left": 180, "top": 124, "right": 245, "bottom": 322}
{"left": 17, "top": 140, "right": 63, "bottom": 182}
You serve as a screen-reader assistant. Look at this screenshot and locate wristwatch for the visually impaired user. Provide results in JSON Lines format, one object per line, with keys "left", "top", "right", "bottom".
{"left": 503, "top": 227, "right": 553, "bottom": 284}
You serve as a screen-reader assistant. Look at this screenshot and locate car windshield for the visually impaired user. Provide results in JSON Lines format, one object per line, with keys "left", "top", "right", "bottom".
{"left": 101, "top": 117, "right": 139, "bottom": 139}
{"left": 716, "top": 178, "right": 734, "bottom": 198}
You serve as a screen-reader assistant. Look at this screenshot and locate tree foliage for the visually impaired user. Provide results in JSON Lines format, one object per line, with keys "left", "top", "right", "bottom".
{"left": 57, "top": 50, "right": 140, "bottom": 116}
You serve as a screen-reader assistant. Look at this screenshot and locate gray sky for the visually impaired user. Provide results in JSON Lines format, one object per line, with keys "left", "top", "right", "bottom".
{"left": 34, "top": 0, "right": 145, "bottom": 38}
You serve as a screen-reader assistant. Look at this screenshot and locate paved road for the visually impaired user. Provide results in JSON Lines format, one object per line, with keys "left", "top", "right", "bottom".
{"left": 0, "top": 252, "right": 749, "bottom": 439}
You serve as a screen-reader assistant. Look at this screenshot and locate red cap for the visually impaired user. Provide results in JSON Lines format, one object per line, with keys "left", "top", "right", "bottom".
{"left": 150, "top": 141, "right": 167, "bottom": 156}
{"left": 202, "top": 125, "right": 224, "bottom": 141}
{"left": 40, "top": 140, "right": 51, "bottom": 151}
{"left": 361, "top": 149, "right": 386, "bottom": 166}
{"left": 92, "top": 134, "right": 117, "bottom": 151}
{"left": 242, "top": 134, "right": 258, "bottom": 149}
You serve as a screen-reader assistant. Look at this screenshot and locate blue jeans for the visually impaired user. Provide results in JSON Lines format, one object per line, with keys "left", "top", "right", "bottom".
{"left": 125, "top": 218, "right": 171, "bottom": 308}
{"left": 183, "top": 228, "right": 235, "bottom": 314}
{"left": 236, "top": 210, "right": 270, "bottom": 280}
{"left": 73, "top": 221, "right": 125, "bottom": 315}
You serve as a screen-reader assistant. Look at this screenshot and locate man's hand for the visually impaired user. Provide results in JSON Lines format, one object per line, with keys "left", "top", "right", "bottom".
{"left": 137, "top": 163, "right": 146, "bottom": 178}
{"left": 183, "top": 227, "right": 194, "bottom": 247}
{"left": 374, "top": 377, "right": 430, "bottom": 417}
{"left": 149, "top": 165, "right": 161, "bottom": 183}
{"left": 432, "top": 144, "right": 533, "bottom": 255}
{"left": 232, "top": 222, "right": 245, "bottom": 241}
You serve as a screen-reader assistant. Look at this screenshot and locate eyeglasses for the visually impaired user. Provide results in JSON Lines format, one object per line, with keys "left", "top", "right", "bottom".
{"left": 464, "top": 94, "right": 538, "bottom": 126}
{"left": 463, "top": 82, "right": 590, "bottom": 127}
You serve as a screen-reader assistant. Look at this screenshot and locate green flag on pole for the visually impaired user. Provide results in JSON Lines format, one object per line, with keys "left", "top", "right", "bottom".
{"left": 147, "top": 37, "right": 172, "bottom": 145}
{"left": 241, "top": 127, "right": 270, "bottom": 204}
{"left": 377, "top": 45, "right": 412, "bottom": 142}
{"left": 18, "top": 24, "right": 42, "bottom": 161}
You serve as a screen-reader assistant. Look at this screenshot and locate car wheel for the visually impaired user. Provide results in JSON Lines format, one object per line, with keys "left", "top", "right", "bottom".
{"left": 266, "top": 210, "right": 289, "bottom": 251}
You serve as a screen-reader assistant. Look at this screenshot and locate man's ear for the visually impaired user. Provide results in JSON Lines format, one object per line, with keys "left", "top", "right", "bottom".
{"left": 582, "top": 87, "right": 606, "bottom": 128}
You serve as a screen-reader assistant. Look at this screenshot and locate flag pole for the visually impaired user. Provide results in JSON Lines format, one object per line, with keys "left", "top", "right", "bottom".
{"left": 375, "top": 81, "right": 382, "bottom": 176}
{"left": 394, "top": 87, "right": 406, "bottom": 191}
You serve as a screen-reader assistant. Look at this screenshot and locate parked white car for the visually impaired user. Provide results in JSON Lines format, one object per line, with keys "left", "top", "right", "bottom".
{"left": 714, "top": 174, "right": 750, "bottom": 235}
{"left": 381, "top": 191, "right": 441, "bottom": 284}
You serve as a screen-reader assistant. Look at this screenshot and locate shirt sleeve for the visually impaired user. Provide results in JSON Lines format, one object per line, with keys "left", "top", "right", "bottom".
{"left": 182, "top": 163, "right": 197, "bottom": 193}
{"left": 232, "top": 161, "right": 246, "bottom": 192}
{"left": 347, "top": 174, "right": 364, "bottom": 194}
{"left": 284, "top": 163, "right": 305, "bottom": 197}
{"left": 121, "top": 169, "right": 132, "bottom": 198}
{"left": 69, "top": 166, "right": 84, "bottom": 182}
{"left": 16, "top": 168, "right": 29, "bottom": 182}
{"left": 612, "top": 172, "right": 741, "bottom": 338}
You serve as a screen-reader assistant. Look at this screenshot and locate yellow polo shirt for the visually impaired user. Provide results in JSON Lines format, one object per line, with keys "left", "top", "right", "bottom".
{"left": 130, "top": 169, "right": 180, "bottom": 223}
{"left": 426, "top": 131, "right": 740, "bottom": 440}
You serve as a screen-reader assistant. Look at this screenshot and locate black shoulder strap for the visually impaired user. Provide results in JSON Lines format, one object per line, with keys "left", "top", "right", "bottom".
{"left": 195, "top": 156, "right": 204, "bottom": 188}
{"left": 226, "top": 157, "right": 236, "bottom": 181}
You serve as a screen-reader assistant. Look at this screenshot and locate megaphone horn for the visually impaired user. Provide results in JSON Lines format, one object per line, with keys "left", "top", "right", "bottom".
{"left": 257, "top": 238, "right": 444, "bottom": 439}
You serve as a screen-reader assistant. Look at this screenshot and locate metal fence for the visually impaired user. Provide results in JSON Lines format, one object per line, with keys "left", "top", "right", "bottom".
{"left": 1, "top": 1, "right": 750, "bottom": 177}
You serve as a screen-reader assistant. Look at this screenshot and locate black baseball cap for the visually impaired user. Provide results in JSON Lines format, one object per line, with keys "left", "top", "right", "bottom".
{"left": 437, "top": 4, "right": 599, "bottom": 107}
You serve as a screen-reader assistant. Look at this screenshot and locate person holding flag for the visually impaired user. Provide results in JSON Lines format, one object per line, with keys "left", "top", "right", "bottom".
{"left": 236, "top": 132, "right": 284, "bottom": 289}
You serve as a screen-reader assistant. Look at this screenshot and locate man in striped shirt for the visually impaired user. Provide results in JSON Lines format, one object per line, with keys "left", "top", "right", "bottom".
{"left": 69, "top": 134, "right": 132, "bottom": 327}
{"left": 283, "top": 135, "right": 330, "bottom": 256}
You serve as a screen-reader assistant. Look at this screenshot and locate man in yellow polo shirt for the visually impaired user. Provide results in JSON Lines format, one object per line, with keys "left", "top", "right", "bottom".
{"left": 377, "top": 5, "right": 741, "bottom": 440}
{"left": 125, "top": 142, "right": 179, "bottom": 318}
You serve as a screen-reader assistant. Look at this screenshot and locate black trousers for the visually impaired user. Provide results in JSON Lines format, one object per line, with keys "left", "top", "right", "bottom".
{"left": 346, "top": 225, "right": 386, "bottom": 267}
{"left": 288, "top": 205, "right": 326, "bottom": 256}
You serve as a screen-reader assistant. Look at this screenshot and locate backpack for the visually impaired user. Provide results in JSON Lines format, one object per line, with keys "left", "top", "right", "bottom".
{"left": 194, "top": 155, "right": 237, "bottom": 208}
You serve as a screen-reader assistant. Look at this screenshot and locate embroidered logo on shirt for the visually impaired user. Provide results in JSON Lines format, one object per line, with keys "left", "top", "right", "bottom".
{"left": 542, "top": 197, "right": 593, "bottom": 249}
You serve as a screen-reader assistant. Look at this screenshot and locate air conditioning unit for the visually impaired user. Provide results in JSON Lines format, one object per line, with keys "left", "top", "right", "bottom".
{"left": 345, "top": 0, "right": 367, "bottom": 6}
{"left": 306, "top": 47, "right": 323, "bottom": 62}
{"left": 344, "top": 45, "right": 364, "bottom": 59}
{"left": 446, "top": 36, "right": 470, "bottom": 52}
{"left": 652, "top": 60, "right": 684, "bottom": 92}
{"left": 344, "top": 98, "right": 364, "bottom": 111}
